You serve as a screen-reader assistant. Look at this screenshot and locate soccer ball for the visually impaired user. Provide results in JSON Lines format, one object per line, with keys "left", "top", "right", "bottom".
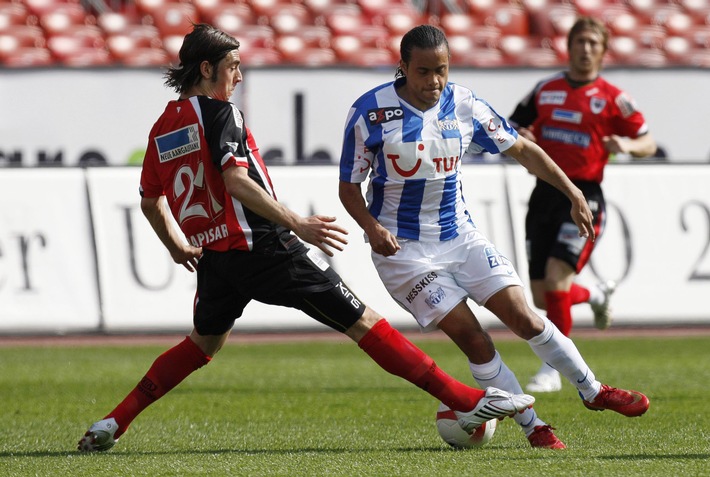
{"left": 435, "top": 402, "right": 497, "bottom": 448}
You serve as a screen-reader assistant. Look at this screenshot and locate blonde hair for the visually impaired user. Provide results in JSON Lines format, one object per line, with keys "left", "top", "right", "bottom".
{"left": 567, "top": 16, "right": 609, "bottom": 52}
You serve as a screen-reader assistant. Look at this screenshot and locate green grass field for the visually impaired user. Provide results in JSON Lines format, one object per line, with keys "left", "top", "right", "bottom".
{"left": 1, "top": 333, "right": 708, "bottom": 476}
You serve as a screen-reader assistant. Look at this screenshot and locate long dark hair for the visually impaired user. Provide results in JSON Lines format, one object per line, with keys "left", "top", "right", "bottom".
{"left": 164, "top": 24, "right": 240, "bottom": 94}
{"left": 395, "top": 25, "right": 449, "bottom": 78}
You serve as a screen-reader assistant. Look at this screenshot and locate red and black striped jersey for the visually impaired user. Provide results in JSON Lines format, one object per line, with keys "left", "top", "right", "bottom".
{"left": 509, "top": 73, "right": 649, "bottom": 183}
{"left": 140, "top": 95, "right": 283, "bottom": 252}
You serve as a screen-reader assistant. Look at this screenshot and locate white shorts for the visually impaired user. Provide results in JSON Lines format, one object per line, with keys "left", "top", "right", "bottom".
{"left": 371, "top": 228, "right": 523, "bottom": 332}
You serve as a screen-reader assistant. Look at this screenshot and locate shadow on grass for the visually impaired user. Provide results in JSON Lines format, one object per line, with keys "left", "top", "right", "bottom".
{"left": 3, "top": 450, "right": 710, "bottom": 460}
{"left": 1, "top": 446, "right": 448, "bottom": 458}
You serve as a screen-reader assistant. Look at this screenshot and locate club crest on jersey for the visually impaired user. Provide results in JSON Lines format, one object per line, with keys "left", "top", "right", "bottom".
{"left": 368, "top": 107, "right": 404, "bottom": 125}
{"left": 438, "top": 118, "right": 460, "bottom": 131}
{"left": 590, "top": 97, "right": 607, "bottom": 114}
{"left": 155, "top": 124, "right": 201, "bottom": 163}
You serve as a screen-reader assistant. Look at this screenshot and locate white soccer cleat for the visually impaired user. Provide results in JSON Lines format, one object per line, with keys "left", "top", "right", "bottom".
{"left": 454, "top": 387, "right": 535, "bottom": 433}
{"left": 526, "top": 369, "right": 562, "bottom": 393}
{"left": 591, "top": 280, "right": 617, "bottom": 330}
{"left": 77, "top": 418, "right": 119, "bottom": 452}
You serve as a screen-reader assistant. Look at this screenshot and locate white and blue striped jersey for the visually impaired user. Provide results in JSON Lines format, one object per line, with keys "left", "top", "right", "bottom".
{"left": 339, "top": 78, "right": 519, "bottom": 242}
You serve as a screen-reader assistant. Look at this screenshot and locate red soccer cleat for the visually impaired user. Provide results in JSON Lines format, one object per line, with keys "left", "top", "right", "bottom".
{"left": 527, "top": 425, "right": 566, "bottom": 449}
{"left": 583, "top": 384, "right": 649, "bottom": 417}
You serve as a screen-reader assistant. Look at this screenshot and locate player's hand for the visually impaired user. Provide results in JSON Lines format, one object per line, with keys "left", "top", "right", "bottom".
{"left": 367, "top": 223, "right": 401, "bottom": 257}
{"left": 517, "top": 126, "right": 537, "bottom": 143}
{"left": 171, "top": 245, "right": 203, "bottom": 272}
{"left": 602, "top": 135, "right": 629, "bottom": 154}
{"left": 294, "top": 215, "right": 349, "bottom": 257}
{"left": 570, "top": 193, "right": 596, "bottom": 242}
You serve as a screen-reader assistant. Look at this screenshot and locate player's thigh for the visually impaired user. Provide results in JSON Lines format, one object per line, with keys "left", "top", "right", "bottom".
{"left": 454, "top": 235, "right": 524, "bottom": 307}
{"left": 194, "top": 252, "right": 251, "bottom": 335}
{"left": 372, "top": 240, "right": 468, "bottom": 332}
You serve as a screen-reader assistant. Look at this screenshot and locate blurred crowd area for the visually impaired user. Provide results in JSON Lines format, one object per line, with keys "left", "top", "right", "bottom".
{"left": 0, "top": 0, "right": 709, "bottom": 68}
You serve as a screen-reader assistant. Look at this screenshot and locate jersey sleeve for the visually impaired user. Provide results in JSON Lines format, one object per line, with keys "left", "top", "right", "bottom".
{"left": 508, "top": 87, "right": 538, "bottom": 129}
{"left": 610, "top": 90, "right": 649, "bottom": 138}
{"left": 466, "top": 98, "right": 519, "bottom": 155}
{"left": 139, "top": 123, "right": 165, "bottom": 198}
{"left": 339, "top": 105, "right": 374, "bottom": 184}
{"left": 204, "top": 101, "right": 250, "bottom": 172}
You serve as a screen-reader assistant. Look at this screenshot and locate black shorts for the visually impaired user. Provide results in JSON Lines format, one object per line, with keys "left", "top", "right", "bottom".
{"left": 525, "top": 180, "right": 605, "bottom": 280}
{"left": 193, "top": 232, "right": 366, "bottom": 335}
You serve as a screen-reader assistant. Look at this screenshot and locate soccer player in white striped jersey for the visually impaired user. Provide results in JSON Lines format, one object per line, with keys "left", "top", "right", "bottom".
{"left": 339, "top": 25, "right": 650, "bottom": 449}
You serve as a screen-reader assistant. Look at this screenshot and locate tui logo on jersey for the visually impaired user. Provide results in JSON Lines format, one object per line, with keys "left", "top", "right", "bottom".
{"left": 155, "top": 124, "right": 201, "bottom": 163}
{"left": 368, "top": 107, "right": 404, "bottom": 125}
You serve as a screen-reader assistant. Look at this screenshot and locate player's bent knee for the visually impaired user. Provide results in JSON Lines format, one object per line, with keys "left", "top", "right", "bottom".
{"left": 345, "top": 307, "right": 383, "bottom": 342}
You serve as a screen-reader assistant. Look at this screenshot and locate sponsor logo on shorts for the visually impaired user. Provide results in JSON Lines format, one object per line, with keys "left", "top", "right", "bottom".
{"left": 306, "top": 248, "right": 330, "bottom": 271}
{"left": 406, "top": 272, "right": 438, "bottom": 304}
{"left": 558, "top": 222, "right": 586, "bottom": 255}
{"left": 425, "top": 286, "right": 446, "bottom": 309}
{"left": 337, "top": 281, "right": 362, "bottom": 309}
{"left": 484, "top": 246, "right": 511, "bottom": 269}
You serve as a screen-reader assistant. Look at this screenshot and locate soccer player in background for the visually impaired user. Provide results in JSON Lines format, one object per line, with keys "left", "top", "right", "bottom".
{"left": 509, "top": 17, "right": 657, "bottom": 393}
{"left": 338, "top": 24, "right": 650, "bottom": 449}
{"left": 77, "top": 23, "right": 536, "bottom": 452}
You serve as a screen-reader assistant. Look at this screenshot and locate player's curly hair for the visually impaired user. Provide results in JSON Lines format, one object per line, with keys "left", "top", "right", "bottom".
{"left": 164, "top": 24, "right": 240, "bottom": 94}
{"left": 567, "top": 16, "right": 609, "bottom": 52}
{"left": 395, "top": 25, "right": 449, "bottom": 78}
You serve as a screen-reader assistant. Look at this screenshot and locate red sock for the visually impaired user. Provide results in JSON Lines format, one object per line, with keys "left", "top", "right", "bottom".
{"left": 544, "top": 290, "right": 573, "bottom": 336}
{"left": 357, "top": 319, "right": 485, "bottom": 411}
{"left": 106, "top": 336, "right": 211, "bottom": 438}
{"left": 569, "top": 283, "right": 590, "bottom": 305}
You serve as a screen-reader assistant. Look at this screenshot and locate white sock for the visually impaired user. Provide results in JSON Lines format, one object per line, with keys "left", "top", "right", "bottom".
{"left": 534, "top": 362, "right": 558, "bottom": 377}
{"left": 469, "top": 350, "right": 544, "bottom": 436}
{"left": 527, "top": 316, "right": 602, "bottom": 401}
{"left": 587, "top": 283, "right": 604, "bottom": 306}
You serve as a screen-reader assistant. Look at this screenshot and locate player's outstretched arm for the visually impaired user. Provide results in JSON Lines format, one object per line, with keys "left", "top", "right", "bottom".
{"left": 223, "top": 166, "right": 348, "bottom": 256}
{"left": 141, "top": 196, "right": 202, "bottom": 272}
{"left": 505, "top": 136, "right": 595, "bottom": 241}
{"left": 603, "top": 132, "right": 657, "bottom": 158}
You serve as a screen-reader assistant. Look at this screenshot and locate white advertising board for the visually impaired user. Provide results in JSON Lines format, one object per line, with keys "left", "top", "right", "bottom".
{"left": 0, "top": 169, "right": 100, "bottom": 332}
{"left": 86, "top": 168, "right": 196, "bottom": 332}
{"left": 506, "top": 164, "right": 710, "bottom": 325}
{"left": 0, "top": 165, "right": 708, "bottom": 334}
{"left": 583, "top": 165, "right": 710, "bottom": 323}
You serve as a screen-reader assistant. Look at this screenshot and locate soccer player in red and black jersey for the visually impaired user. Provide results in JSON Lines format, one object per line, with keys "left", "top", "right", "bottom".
{"left": 509, "top": 17, "right": 657, "bottom": 393}
{"left": 76, "top": 24, "right": 538, "bottom": 452}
